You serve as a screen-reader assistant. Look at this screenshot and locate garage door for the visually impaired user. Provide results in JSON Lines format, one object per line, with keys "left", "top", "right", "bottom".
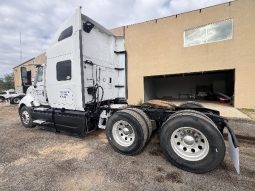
{"left": 144, "top": 69, "right": 235, "bottom": 105}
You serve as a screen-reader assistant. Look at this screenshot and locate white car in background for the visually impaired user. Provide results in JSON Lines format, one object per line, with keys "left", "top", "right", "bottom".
{"left": 0, "top": 89, "right": 25, "bottom": 104}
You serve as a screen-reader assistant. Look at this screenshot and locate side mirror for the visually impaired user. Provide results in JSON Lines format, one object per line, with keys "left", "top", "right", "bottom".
{"left": 31, "top": 78, "right": 36, "bottom": 88}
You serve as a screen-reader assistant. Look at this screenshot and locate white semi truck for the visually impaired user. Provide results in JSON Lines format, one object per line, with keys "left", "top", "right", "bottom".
{"left": 18, "top": 8, "right": 239, "bottom": 174}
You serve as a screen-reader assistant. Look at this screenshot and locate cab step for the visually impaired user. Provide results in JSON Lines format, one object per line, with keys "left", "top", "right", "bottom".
{"left": 33, "top": 120, "right": 48, "bottom": 125}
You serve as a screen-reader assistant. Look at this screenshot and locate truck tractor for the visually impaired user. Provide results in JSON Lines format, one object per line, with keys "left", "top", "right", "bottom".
{"left": 18, "top": 8, "right": 239, "bottom": 174}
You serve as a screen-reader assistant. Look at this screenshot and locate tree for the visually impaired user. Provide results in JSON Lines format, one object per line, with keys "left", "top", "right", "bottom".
{"left": 0, "top": 73, "right": 14, "bottom": 91}
{"left": 0, "top": 78, "right": 3, "bottom": 92}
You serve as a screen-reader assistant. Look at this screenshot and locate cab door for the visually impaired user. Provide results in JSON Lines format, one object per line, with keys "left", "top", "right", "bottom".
{"left": 33, "top": 65, "right": 47, "bottom": 105}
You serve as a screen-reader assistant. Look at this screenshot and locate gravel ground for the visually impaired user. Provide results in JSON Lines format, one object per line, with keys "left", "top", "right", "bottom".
{"left": 0, "top": 104, "right": 255, "bottom": 191}
{"left": 238, "top": 109, "right": 255, "bottom": 121}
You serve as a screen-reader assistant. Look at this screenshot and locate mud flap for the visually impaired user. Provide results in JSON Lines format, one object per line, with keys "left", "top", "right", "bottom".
{"left": 228, "top": 131, "right": 240, "bottom": 174}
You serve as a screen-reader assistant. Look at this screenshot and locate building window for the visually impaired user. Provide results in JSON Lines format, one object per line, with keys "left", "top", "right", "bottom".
{"left": 184, "top": 19, "right": 233, "bottom": 47}
{"left": 56, "top": 60, "right": 72, "bottom": 81}
{"left": 58, "top": 26, "right": 73, "bottom": 42}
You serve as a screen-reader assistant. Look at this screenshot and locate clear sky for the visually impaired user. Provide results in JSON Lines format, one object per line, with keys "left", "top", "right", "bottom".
{"left": 0, "top": 0, "right": 232, "bottom": 77}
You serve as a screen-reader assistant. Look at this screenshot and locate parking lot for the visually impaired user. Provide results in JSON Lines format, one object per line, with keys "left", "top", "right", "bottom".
{"left": 0, "top": 104, "right": 255, "bottom": 191}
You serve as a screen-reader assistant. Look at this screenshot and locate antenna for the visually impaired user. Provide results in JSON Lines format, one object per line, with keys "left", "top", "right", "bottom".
{"left": 20, "top": 32, "right": 22, "bottom": 63}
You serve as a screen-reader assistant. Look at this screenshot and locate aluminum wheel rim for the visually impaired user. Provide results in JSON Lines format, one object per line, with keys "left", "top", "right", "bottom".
{"left": 170, "top": 127, "right": 209, "bottom": 161}
{"left": 22, "top": 111, "right": 30, "bottom": 125}
{"left": 112, "top": 120, "right": 135, "bottom": 147}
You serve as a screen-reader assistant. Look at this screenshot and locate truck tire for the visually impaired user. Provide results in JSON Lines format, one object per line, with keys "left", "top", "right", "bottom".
{"left": 106, "top": 109, "right": 148, "bottom": 155}
{"left": 11, "top": 97, "right": 21, "bottom": 104}
{"left": 126, "top": 107, "right": 153, "bottom": 138}
{"left": 19, "top": 106, "right": 35, "bottom": 128}
{"left": 178, "top": 101, "right": 204, "bottom": 108}
{"left": 160, "top": 110, "right": 225, "bottom": 173}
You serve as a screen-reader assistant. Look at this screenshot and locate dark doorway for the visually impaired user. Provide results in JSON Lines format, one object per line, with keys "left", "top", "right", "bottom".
{"left": 21, "top": 67, "right": 32, "bottom": 93}
{"left": 144, "top": 69, "right": 235, "bottom": 106}
{"left": 27, "top": 71, "right": 32, "bottom": 85}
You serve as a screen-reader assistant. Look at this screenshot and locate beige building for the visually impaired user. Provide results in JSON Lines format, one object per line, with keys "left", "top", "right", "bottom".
{"left": 13, "top": 0, "right": 255, "bottom": 108}
{"left": 111, "top": 0, "right": 255, "bottom": 108}
{"left": 13, "top": 53, "right": 46, "bottom": 93}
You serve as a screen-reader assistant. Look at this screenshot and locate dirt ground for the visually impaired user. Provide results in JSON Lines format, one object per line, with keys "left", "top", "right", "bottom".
{"left": 0, "top": 104, "right": 255, "bottom": 191}
{"left": 239, "top": 108, "right": 255, "bottom": 121}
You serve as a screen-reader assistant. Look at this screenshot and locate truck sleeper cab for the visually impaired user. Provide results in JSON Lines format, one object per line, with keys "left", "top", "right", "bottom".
{"left": 18, "top": 8, "right": 239, "bottom": 174}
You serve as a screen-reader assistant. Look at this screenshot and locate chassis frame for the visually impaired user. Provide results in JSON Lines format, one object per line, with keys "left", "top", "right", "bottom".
{"left": 19, "top": 98, "right": 238, "bottom": 148}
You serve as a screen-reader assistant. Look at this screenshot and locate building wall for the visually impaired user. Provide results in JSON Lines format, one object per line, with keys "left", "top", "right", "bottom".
{"left": 13, "top": 53, "right": 46, "bottom": 92}
{"left": 124, "top": 0, "right": 255, "bottom": 108}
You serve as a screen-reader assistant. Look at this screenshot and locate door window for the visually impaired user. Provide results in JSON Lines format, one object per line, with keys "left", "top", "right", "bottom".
{"left": 36, "top": 66, "right": 44, "bottom": 83}
{"left": 58, "top": 26, "right": 73, "bottom": 41}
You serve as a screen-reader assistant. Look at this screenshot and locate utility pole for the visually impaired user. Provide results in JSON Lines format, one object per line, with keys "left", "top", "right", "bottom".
{"left": 20, "top": 32, "right": 22, "bottom": 63}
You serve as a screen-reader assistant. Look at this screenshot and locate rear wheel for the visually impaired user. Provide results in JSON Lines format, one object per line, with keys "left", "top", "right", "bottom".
{"left": 178, "top": 101, "right": 204, "bottom": 108}
{"left": 106, "top": 109, "right": 148, "bottom": 155}
{"left": 160, "top": 110, "right": 225, "bottom": 173}
{"left": 11, "top": 97, "right": 21, "bottom": 104}
{"left": 0, "top": 97, "right": 4, "bottom": 103}
{"left": 19, "top": 106, "right": 35, "bottom": 128}
{"left": 126, "top": 107, "right": 153, "bottom": 138}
